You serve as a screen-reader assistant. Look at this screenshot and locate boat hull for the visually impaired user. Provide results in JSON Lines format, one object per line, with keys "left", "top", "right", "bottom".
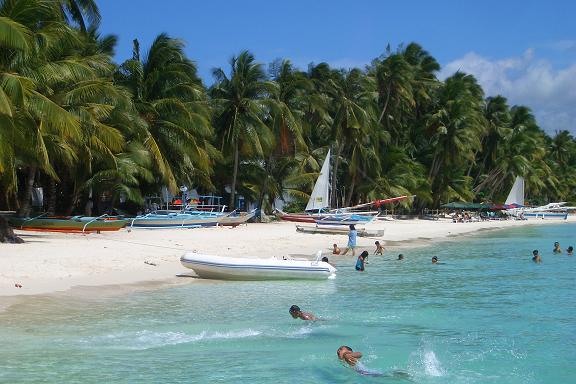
{"left": 7, "top": 216, "right": 128, "bottom": 232}
{"left": 522, "top": 212, "right": 568, "bottom": 220}
{"left": 180, "top": 252, "right": 336, "bottom": 280}
{"left": 218, "top": 210, "right": 256, "bottom": 226}
{"left": 129, "top": 213, "right": 222, "bottom": 228}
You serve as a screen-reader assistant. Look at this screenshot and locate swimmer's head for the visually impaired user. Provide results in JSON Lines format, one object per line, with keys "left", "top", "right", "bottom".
{"left": 321, "top": 256, "right": 329, "bottom": 263}
{"left": 360, "top": 250, "right": 368, "bottom": 259}
{"left": 568, "top": 246, "right": 574, "bottom": 252}
{"left": 554, "top": 242, "right": 559, "bottom": 246}
{"left": 337, "top": 345, "right": 353, "bottom": 359}
{"left": 532, "top": 249, "right": 539, "bottom": 256}
{"left": 375, "top": 241, "right": 380, "bottom": 245}
{"left": 289, "top": 305, "right": 301, "bottom": 318}
{"left": 333, "top": 244, "right": 337, "bottom": 247}
{"left": 398, "top": 254, "right": 404, "bottom": 260}
{"left": 432, "top": 256, "right": 438, "bottom": 263}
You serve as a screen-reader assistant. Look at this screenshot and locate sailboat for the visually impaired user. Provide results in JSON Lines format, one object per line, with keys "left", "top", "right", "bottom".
{"left": 275, "top": 149, "right": 410, "bottom": 223}
{"left": 504, "top": 176, "right": 571, "bottom": 220}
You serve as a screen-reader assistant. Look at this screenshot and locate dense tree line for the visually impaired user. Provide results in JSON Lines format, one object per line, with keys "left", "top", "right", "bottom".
{"left": 1, "top": 0, "right": 574, "bottom": 216}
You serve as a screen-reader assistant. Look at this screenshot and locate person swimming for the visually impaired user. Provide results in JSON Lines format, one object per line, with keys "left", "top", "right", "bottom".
{"left": 567, "top": 246, "right": 574, "bottom": 256}
{"left": 532, "top": 249, "right": 541, "bottom": 263}
{"left": 289, "top": 305, "right": 317, "bottom": 321}
{"left": 432, "top": 256, "right": 438, "bottom": 264}
{"left": 355, "top": 251, "right": 368, "bottom": 271}
{"left": 397, "top": 254, "right": 404, "bottom": 260}
{"left": 337, "top": 346, "right": 385, "bottom": 376}
{"left": 553, "top": 242, "right": 562, "bottom": 254}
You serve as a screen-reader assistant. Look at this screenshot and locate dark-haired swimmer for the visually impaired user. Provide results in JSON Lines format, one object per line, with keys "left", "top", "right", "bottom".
{"left": 553, "top": 242, "right": 562, "bottom": 254}
{"left": 532, "top": 250, "right": 541, "bottom": 263}
{"left": 289, "top": 305, "right": 317, "bottom": 321}
{"left": 567, "top": 246, "right": 574, "bottom": 256}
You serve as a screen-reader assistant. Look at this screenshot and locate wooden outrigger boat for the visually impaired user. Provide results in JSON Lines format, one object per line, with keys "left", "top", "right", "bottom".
{"left": 296, "top": 224, "right": 384, "bottom": 238}
{"left": 218, "top": 209, "right": 257, "bottom": 227}
{"left": 7, "top": 214, "right": 128, "bottom": 233}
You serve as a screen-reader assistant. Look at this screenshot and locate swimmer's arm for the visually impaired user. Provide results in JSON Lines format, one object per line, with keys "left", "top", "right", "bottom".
{"left": 301, "top": 312, "right": 317, "bottom": 321}
{"left": 343, "top": 351, "right": 362, "bottom": 365}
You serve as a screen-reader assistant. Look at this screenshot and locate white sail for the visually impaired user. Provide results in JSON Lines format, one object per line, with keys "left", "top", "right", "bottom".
{"left": 306, "top": 150, "right": 331, "bottom": 211}
{"left": 505, "top": 176, "right": 524, "bottom": 206}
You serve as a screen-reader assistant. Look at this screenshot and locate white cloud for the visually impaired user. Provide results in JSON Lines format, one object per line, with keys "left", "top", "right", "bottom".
{"left": 439, "top": 50, "right": 576, "bottom": 135}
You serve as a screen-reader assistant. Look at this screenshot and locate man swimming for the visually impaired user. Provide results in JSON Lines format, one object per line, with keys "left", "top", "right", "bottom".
{"left": 289, "top": 305, "right": 317, "bottom": 321}
{"left": 432, "top": 256, "right": 438, "bottom": 264}
{"left": 337, "top": 346, "right": 386, "bottom": 376}
{"left": 397, "top": 254, "right": 404, "bottom": 260}
{"left": 337, "top": 346, "right": 363, "bottom": 367}
{"left": 567, "top": 246, "right": 574, "bottom": 256}
{"left": 532, "top": 250, "right": 541, "bottom": 263}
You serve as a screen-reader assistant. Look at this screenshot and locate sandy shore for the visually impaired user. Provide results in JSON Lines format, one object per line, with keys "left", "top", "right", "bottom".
{"left": 1, "top": 217, "right": 573, "bottom": 297}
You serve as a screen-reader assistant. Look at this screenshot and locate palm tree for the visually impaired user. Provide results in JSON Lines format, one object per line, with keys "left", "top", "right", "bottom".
{"left": 210, "top": 50, "right": 275, "bottom": 209}
{"left": 116, "top": 34, "right": 217, "bottom": 194}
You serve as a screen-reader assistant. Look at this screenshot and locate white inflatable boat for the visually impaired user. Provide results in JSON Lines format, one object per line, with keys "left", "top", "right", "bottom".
{"left": 180, "top": 251, "right": 336, "bottom": 280}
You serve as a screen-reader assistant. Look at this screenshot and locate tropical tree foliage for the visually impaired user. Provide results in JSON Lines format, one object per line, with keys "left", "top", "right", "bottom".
{"left": 0, "top": 0, "right": 574, "bottom": 215}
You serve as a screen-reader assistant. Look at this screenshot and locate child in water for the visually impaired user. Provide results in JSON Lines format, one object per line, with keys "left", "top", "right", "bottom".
{"left": 567, "top": 246, "right": 574, "bottom": 256}
{"left": 532, "top": 250, "right": 541, "bottom": 263}
{"left": 355, "top": 251, "right": 368, "bottom": 271}
{"left": 374, "top": 241, "right": 385, "bottom": 255}
{"left": 332, "top": 244, "right": 341, "bottom": 255}
{"left": 553, "top": 242, "right": 562, "bottom": 254}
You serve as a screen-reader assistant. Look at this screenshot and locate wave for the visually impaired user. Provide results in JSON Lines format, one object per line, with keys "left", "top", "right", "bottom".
{"left": 82, "top": 328, "right": 262, "bottom": 350}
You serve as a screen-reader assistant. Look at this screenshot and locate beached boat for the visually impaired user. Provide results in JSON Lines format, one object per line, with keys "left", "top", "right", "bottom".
{"left": 218, "top": 209, "right": 257, "bottom": 227}
{"left": 180, "top": 251, "right": 336, "bottom": 280}
{"left": 129, "top": 212, "right": 226, "bottom": 228}
{"left": 296, "top": 224, "right": 384, "bottom": 237}
{"left": 504, "top": 177, "right": 571, "bottom": 220}
{"left": 7, "top": 214, "right": 128, "bottom": 233}
{"left": 315, "top": 214, "right": 375, "bottom": 226}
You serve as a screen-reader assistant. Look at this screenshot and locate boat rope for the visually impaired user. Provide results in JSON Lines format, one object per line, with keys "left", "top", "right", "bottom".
{"left": 101, "top": 237, "right": 186, "bottom": 251}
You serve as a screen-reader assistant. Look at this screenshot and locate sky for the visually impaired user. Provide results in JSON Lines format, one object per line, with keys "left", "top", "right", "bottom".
{"left": 98, "top": 0, "right": 576, "bottom": 134}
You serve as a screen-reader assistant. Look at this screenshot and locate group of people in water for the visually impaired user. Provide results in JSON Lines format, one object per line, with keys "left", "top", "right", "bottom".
{"left": 532, "top": 242, "right": 573, "bottom": 263}
{"left": 329, "top": 225, "right": 440, "bottom": 273}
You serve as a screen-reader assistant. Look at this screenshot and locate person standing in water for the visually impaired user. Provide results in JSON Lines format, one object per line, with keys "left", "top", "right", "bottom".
{"left": 374, "top": 241, "right": 385, "bottom": 255}
{"left": 289, "top": 305, "right": 317, "bottom": 321}
{"left": 355, "top": 251, "right": 368, "bottom": 271}
{"left": 553, "top": 242, "right": 562, "bottom": 254}
{"left": 532, "top": 250, "right": 541, "bottom": 263}
{"left": 341, "top": 225, "right": 357, "bottom": 257}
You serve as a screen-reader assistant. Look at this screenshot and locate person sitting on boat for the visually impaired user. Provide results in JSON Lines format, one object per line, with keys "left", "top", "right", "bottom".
{"left": 322, "top": 256, "right": 336, "bottom": 267}
{"left": 355, "top": 251, "right": 368, "bottom": 271}
{"left": 553, "top": 242, "right": 562, "bottom": 254}
{"left": 374, "top": 241, "right": 385, "bottom": 255}
{"left": 532, "top": 250, "right": 541, "bottom": 263}
{"left": 289, "top": 305, "right": 317, "bottom": 321}
{"left": 332, "top": 244, "right": 341, "bottom": 255}
{"left": 341, "top": 225, "right": 357, "bottom": 256}
{"left": 567, "top": 246, "right": 574, "bottom": 256}
{"left": 398, "top": 254, "right": 404, "bottom": 260}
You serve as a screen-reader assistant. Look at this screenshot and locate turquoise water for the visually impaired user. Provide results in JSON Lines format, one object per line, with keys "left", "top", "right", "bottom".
{"left": 1, "top": 223, "right": 575, "bottom": 383}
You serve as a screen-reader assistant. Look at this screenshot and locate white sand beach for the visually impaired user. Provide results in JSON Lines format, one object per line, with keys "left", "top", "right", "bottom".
{"left": 0, "top": 218, "right": 573, "bottom": 297}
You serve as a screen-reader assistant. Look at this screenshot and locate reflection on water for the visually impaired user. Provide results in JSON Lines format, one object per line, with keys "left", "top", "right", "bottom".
{"left": 0, "top": 223, "right": 575, "bottom": 383}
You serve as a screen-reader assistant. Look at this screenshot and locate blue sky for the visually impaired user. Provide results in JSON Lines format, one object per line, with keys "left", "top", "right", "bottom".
{"left": 98, "top": 0, "right": 576, "bottom": 134}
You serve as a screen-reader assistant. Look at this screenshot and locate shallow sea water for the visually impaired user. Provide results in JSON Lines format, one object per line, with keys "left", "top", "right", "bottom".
{"left": 1, "top": 223, "right": 575, "bottom": 383}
